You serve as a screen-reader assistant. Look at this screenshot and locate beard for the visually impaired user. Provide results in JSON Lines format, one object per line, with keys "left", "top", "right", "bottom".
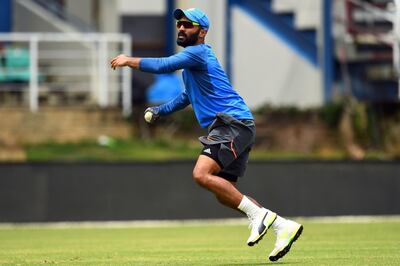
{"left": 176, "top": 29, "right": 201, "bottom": 47}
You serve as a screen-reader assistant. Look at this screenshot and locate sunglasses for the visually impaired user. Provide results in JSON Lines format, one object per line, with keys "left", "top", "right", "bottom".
{"left": 176, "top": 20, "right": 200, "bottom": 29}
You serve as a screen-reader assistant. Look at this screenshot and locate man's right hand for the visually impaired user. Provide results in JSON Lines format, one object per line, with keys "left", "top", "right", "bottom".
{"left": 144, "top": 107, "right": 160, "bottom": 123}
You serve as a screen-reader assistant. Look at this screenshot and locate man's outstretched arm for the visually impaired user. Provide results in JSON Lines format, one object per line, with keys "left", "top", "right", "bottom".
{"left": 110, "top": 54, "right": 141, "bottom": 70}
{"left": 110, "top": 49, "right": 202, "bottom": 74}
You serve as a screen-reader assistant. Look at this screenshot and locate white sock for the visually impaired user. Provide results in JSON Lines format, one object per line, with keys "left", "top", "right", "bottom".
{"left": 237, "top": 195, "right": 262, "bottom": 219}
{"left": 271, "top": 215, "right": 287, "bottom": 234}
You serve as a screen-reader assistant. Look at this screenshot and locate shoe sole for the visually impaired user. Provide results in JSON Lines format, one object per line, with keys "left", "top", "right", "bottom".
{"left": 248, "top": 213, "right": 277, "bottom": 247}
{"left": 269, "top": 224, "right": 303, "bottom": 262}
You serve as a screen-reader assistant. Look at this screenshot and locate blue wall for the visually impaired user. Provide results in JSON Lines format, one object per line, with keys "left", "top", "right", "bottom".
{"left": 0, "top": 0, "right": 12, "bottom": 32}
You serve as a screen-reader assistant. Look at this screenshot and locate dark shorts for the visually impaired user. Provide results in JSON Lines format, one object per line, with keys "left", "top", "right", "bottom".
{"left": 199, "top": 112, "right": 256, "bottom": 182}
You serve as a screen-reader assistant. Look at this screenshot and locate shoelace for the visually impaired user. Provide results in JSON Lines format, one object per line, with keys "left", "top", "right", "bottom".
{"left": 247, "top": 210, "right": 266, "bottom": 230}
{"left": 247, "top": 215, "right": 255, "bottom": 230}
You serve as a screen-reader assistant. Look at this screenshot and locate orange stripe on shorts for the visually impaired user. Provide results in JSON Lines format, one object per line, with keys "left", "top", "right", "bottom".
{"left": 230, "top": 141, "right": 237, "bottom": 159}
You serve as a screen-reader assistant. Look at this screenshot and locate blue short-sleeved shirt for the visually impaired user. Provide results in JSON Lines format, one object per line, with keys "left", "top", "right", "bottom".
{"left": 140, "top": 44, "right": 253, "bottom": 128}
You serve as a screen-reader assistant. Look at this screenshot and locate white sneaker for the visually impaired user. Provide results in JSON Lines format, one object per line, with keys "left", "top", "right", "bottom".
{"left": 247, "top": 209, "right": 277, "bottom": 246}
{"left": 268, "top": 220, "right": 303, "bottom": 261}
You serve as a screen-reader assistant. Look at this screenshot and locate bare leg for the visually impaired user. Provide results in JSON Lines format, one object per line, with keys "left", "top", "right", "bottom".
{"left": 193, "top": 155, "right": 256, "bottom": 209}
{"left": 193, "top": 155, "right": 285, "bottom": 248}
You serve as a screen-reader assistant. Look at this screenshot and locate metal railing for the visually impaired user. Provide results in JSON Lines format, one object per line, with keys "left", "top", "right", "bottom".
{"left": 334, "top": 0, "right": 399, "bottom": 99}
{"left": 393, "top": 0, "right": 400, "bottom": 98}
{"left": 0, "top": 32, "right": 132, "bottom": 116}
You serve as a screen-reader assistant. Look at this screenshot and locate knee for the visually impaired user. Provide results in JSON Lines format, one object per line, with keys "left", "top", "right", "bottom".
{"left": 192, "top": 168, "right": 211, "bottom": 188}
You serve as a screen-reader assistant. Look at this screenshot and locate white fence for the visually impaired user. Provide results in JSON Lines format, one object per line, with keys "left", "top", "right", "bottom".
{"left": 394, "top": 0, "right": 400, "bottom": 98}
{"left": 0, "top": 33, "right": 132, "bottom": 116}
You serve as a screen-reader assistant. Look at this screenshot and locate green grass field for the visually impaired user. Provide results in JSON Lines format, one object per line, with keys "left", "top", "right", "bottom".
{"left": 25, "top": 138, "right": 351, "bottom": 162}
{"left": 24, "top": 137, "right": 390, "bottom": 162}
{"left": 1, "top": 220, "right": 400, "bottom": 265}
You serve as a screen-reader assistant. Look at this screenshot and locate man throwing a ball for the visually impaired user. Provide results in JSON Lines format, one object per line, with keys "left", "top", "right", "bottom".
{"left": 111, "top": 7, "right": 302, "bottom": 262}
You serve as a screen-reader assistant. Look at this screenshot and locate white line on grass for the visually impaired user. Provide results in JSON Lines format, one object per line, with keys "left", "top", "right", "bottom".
{"left": 1, "top": 215, "right": 400, "bottom": 229}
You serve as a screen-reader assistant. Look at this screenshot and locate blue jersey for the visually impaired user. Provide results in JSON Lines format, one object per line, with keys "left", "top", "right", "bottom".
{"left": 139, "top": 44, "right": 253, "bottom": 128}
